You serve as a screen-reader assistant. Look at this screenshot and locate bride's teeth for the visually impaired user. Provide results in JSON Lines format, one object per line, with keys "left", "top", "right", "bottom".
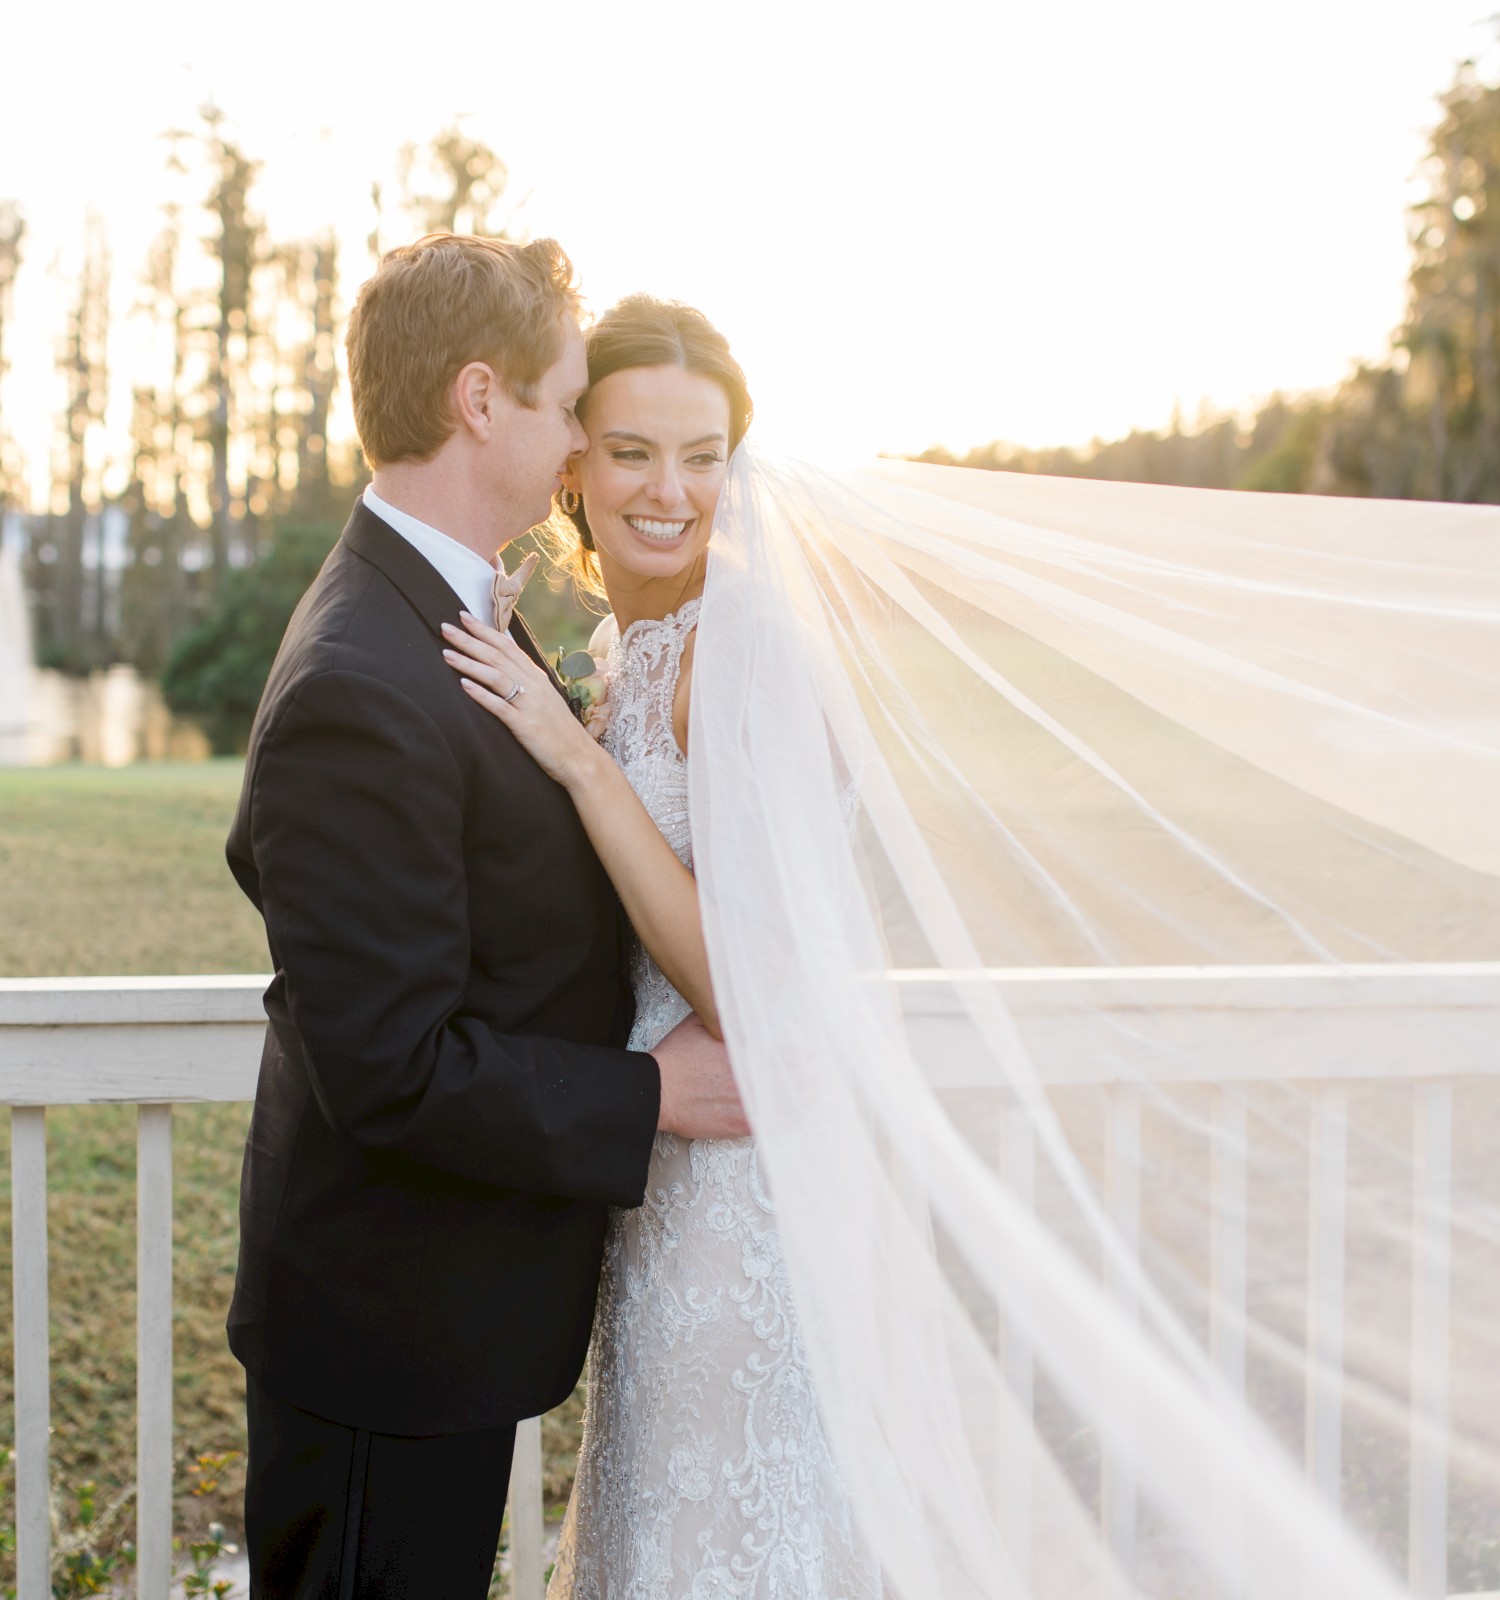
{"left": 627, "top": 517, "right": 688, "bottom": 541}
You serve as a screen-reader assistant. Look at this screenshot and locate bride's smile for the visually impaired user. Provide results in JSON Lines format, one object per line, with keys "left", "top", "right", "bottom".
{"left": 623, "top": 514, "right": 691, "bottom": 542}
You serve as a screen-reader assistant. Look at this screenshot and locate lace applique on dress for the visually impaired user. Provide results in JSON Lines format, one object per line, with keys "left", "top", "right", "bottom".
{"left": 548, "top": 599, "right": 879, "bottom": 1600}
{"left": 601, "top": 599, "right": 697, "bottom": 1057}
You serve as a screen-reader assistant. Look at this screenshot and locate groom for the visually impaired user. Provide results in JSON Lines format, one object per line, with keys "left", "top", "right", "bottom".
{"left": 225, "top": 233, "right": 746, "bottom": 1597}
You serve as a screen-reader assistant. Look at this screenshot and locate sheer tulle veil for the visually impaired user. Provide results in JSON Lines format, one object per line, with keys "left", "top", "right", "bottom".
{"left": 686, "top": 445, "right": 1500, "bottom": 1598}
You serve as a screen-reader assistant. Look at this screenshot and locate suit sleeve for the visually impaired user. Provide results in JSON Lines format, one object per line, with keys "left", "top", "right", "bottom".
{"left": 246, "top": 667, "right": 660, "bottom": 1206}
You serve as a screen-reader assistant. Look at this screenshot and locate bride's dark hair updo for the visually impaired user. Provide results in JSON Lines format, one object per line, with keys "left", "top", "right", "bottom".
{"left": 547, "top": 295, "right": 752, "bottom": 596}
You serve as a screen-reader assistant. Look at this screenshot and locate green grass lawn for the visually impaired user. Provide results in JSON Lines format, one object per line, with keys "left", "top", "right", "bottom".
{"left": 0, "top": 760, "right": 583, "bottom": 1573}
{"left": 0, "top": 760, "right": 271, "bottom": 979}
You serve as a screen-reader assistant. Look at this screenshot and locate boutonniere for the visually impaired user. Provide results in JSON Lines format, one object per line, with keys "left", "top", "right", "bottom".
{"left": 551, "top": 648, "right": 612, "bottom": 740}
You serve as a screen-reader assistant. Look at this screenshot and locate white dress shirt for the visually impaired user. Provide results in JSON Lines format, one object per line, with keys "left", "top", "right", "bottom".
{"left": 362, "top": 485, "right": 499, "bottom": 627}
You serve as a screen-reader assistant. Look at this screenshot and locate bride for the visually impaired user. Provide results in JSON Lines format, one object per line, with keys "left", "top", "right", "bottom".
{"left": 444, "top": 296, "right": 878, "bottom": 1597}
{"left": 444, "top": 298, "right": 1500, "bottom": 1598}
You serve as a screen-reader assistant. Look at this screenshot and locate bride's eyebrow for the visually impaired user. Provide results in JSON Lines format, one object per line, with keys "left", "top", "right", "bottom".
{"left": 601, "top": 430, "right": 728, "bottom": 447}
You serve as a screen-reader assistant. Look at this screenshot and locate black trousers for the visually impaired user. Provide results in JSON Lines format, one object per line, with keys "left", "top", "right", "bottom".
{"left": 244, "top": 1379, "right": 517, "bottom": 1599}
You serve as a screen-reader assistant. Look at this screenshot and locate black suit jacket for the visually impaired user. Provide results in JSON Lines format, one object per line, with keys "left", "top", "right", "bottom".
{"left": 225, "top": 498, "right": 660, "bottom": 1435}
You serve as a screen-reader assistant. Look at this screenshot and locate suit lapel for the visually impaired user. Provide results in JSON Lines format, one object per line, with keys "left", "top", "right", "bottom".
{"left": 508, "top": 607, "right": 568, "bottom": 697}
{"left": 343, "top": 498, "right": 469, "bottom": 638}
{"left": 342, "top": 498, "right": 571, "bottom": 703}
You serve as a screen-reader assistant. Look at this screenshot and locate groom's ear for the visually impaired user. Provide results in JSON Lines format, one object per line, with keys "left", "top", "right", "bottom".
{"left": 453, "top": 361, "right": 498, "bottom": 441}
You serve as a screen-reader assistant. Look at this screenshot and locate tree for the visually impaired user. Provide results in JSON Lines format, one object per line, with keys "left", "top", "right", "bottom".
{"left": 1400, "top": 54, "right": 1500, "bottom": 501}
{"left": 260, "top": 232, "right": 341, "bottom": 523}
{"left": 199, "top": 104, "right": 263, "bottom": 576}
{"left": 0, "top": 202, "right": 23, "bottom": 520}
{"left": 35, "top": 215, "right": 111, "bottom": 672}
{"left": 396, "top": 123, "right": 510, "bottom": 237}
{"left": 121, "top": 192, "right": 197, "bottom": 673}
{"left": 1232, "top": 395, "right": 1331, "bottom": 494}
{"left": 296, "top": 234, "right": 340, "bottom": 517}
{"left": 912, "top": 41, "right": 1500, "bottom": 508}
{"left": 370, "top": 122, "right": 517, "bottom": 258}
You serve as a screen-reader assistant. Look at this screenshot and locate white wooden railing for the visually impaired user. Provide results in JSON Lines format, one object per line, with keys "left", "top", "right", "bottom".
{"left": 0, "top": 976, "right": 542, "bottom": 1600}
{"left": 4, "top": 965, "right": 1499, "bottom": 1599}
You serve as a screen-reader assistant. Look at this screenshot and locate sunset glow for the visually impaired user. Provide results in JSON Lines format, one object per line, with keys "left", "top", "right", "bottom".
{"left": 1, "top": 0, "right": 1495, "bottom": 504}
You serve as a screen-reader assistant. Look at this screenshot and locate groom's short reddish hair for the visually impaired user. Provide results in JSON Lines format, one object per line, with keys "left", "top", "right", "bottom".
{"left": 347, "top": 233, "right": 582, "bottom": 468}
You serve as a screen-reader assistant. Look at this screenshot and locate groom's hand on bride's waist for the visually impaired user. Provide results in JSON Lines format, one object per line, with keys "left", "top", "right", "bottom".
{"left": 652, "top": 1012, "right": 750, "bottom": 1141}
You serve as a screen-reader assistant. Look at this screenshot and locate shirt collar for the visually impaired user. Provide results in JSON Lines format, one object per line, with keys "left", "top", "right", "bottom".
{"left": 362, "top": 485, "right": 498, "bottom": 627}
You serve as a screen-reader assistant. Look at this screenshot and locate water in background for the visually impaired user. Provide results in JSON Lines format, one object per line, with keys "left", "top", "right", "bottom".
{"left": 0, "top": 522, "right": 209, "bottom": 766}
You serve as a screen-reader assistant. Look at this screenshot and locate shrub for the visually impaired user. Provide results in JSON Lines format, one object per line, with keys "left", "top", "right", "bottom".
{"left": 160, "top": 525, "right": 339, "bottom": 754}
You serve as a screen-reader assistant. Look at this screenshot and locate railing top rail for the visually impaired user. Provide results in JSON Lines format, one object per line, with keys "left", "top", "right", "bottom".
{"left": 0, "top": 973, "right": 268, "bottom": 1026}
{"left": 3, "top": 962, "right": 1499, "bottom": 1023}
{"left": 1, "top": 964, "right": 1496, "bottom": 1103}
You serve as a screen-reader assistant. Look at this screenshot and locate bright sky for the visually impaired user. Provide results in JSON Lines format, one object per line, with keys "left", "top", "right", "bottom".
{"left": 1, "top": 0, "right": 1496, "bottom": 494}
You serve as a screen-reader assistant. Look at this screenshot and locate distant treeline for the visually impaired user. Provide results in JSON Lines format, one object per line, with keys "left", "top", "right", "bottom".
{"left": 915, "top": 49, "right": 1500, "bottom": 504}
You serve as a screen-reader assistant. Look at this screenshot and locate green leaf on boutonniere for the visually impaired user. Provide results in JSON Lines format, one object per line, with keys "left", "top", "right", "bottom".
{"left": 551, "top": 647, "right": 604, "bottom": 720}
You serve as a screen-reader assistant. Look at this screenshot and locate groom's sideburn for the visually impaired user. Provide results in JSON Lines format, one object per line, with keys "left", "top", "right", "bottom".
{"left": 227, "top": 497, "right": 659, "bottom": 1596}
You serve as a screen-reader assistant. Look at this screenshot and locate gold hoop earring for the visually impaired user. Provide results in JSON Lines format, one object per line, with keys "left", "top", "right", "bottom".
{"left": 559, "top": 487, "right": 581, "bottom": 516}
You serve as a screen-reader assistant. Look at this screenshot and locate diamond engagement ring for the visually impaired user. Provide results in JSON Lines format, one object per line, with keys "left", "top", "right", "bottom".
{"left": 501, "top": 681, "right": 525, "bottom": 702}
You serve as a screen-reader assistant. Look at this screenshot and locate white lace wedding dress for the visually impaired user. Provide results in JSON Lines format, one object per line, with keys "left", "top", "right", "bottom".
{"left": 547, "top": 597, "right": 879, "bottom": 1600}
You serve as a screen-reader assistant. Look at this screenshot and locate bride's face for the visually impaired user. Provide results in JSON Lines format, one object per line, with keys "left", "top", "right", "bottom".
{"left": 566, "top": 365, "right": 731, "bottom": 578}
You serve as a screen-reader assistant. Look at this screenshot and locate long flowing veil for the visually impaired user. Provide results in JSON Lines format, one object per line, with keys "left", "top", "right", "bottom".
{"left": 688, "top": 446, "right": 1500, "bottom": 1598}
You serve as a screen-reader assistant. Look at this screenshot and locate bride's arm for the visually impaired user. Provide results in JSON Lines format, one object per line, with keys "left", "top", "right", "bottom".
{"left": 441, "top": 614, "right": 721, "bottom": 1040}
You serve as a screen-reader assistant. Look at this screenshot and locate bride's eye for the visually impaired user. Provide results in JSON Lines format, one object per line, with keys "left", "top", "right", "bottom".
{"left": 611, "top": 448, "right": 649, "bottom": 462}
{"left": 688, "top": 452, "right": 725, "bottom": 468}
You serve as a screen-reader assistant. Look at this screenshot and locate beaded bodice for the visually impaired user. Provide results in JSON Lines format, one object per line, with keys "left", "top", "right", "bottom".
{"left": 600, "top": 596, "right": 699, "bottom": 1053}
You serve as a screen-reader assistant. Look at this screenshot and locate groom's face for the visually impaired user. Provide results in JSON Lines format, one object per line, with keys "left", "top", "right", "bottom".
{"left": 486, "top": 322, "right": 589, "bottom": 542}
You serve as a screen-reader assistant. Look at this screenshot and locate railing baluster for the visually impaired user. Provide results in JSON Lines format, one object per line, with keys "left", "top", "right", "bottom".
{"left": 136, "top": 1104, "right": 174, "bottom": 1600}
{"left": 1211, "top": 1088, "right": 1248, "bottom": 1395}
{"left": 1102, "top": 1086, "right": 1140, "bottom": 1572}
{"left": 1211, "top": 1087, "right": 1248, "bottom": 1600}
{"left": 11, "top": 1105, "right": 50, "bottom": 1600}
{"left": 1409, "top": 1083, "right": 1451, "bottom": 1600}
{"left": 1000, "top": 1103, "right": 1036, "bottom": 1582}
{"left": 1305, "top": 1086, "right": 1347, "bottom": 1509}
{"left": 508, "top": 1414, "right": 545, "bottom": 1600}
